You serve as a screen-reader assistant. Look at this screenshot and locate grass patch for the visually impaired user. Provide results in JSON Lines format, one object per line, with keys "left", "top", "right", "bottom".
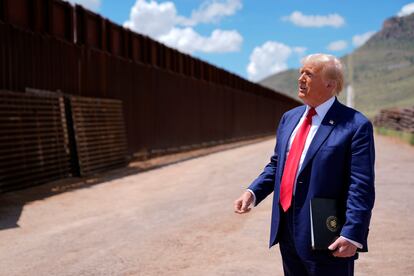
{"left": 375, "top": 127, "right": 414, "bottom": 146}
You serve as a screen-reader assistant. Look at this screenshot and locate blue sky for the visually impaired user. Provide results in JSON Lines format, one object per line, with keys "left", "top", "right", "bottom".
{"left": 68, "top": 0, "right": 414, "bottom": 81}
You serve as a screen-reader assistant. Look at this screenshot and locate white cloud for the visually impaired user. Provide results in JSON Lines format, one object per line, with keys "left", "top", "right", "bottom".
{"left": 66, "top": 0, "right": 101, "bottom": 11}
{"left": 292, "top": 46, "right": 307, "bottom": 55}
{"left": 352, "top": 31, "right": 375, "bottom": 47}
{"left": 397, "top": 2, "right": 414, "bottom": 17}
{"left": 123, "top": 0, "right": 177, "bottom": 37}
{"left": 123, "top": 0, "right": 243, "bottom": 54}
{"left": 282, "top": 11, "right": 345, "bottom": 28}
{"left": 159, "top": 28, "right": 242, "bottom": 54}
{"left": 180, "top": 0, "right": 242, "bottom": 26}
{"left": 326, "top": 40, "right": 347, "bottom": 51}
{"left": 246, "top": 41, "right": 306, "bottom": 82}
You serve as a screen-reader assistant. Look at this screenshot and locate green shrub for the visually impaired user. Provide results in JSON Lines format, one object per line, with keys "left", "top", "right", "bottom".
{"left": 375, "top": 127, "right": 414, "bottom": 146}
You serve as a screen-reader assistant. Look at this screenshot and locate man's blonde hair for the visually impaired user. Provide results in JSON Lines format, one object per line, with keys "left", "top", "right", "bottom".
{"left": 301, "top": 53, "right": 344, "bottom": 95}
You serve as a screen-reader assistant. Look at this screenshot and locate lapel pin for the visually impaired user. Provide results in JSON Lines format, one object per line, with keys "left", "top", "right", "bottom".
{"left": 329, "top": 120, "right": 335, "bottom": 125}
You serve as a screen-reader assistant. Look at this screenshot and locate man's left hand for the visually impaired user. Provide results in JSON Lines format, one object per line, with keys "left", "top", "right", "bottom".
{"left": 328, "top": 237, "right": 357, "bottom": 257}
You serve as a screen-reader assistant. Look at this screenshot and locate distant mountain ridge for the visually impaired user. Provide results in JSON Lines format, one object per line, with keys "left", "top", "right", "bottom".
{"left": 378, "top": 15, "right": 414, "bottom": 40}
{"left": 260, "top": 13, "right": 414, "bottom": 117}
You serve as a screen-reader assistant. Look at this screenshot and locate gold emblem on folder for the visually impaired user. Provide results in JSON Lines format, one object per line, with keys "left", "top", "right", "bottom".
{"left": 326, "top": 216, "right": 338, "bottom": 232}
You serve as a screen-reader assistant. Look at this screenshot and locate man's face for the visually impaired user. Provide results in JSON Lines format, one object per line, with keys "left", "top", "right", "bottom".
{"left": 298, "top": 63, "right": 333, "bottom": 107}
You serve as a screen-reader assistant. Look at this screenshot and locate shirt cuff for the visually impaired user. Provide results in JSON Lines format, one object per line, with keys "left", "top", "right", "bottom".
{"left": 341, "top": 236, "right": 363, "bottom": 249}
{"left": 246, "top": 189, "right": 256, "bottom": 207}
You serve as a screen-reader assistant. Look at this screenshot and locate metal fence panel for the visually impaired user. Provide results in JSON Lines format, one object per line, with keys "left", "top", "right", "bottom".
{"left": 70, "top": 96, "right": 128, "bottom": 175}
{"left": 2, "top": 0, "right": 32, "bottom": 30}
{"left": 75, "top": 5, "right": 105, "bottom": 50}
{"left": 0, "top": 90, "right": 71, "bottom": 191}
{"left": 51, "top": 0, "right": 73, "bottom": 42}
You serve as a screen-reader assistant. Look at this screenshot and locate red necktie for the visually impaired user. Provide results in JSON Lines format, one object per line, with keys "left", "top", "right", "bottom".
{"left": 280, "top": 108, "right": 316, "bottom": 212}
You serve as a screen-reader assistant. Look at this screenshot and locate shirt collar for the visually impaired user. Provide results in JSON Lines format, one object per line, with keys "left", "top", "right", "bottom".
{"left": 305, "top": 96, "right": 335, "bottom": 120}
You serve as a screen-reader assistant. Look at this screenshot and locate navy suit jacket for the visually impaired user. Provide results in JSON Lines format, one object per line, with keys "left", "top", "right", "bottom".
{"left": 249, "top": 98, "right": 375, "bottom": 263}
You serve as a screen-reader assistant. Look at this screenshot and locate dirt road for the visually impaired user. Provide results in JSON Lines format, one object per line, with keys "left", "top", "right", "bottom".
{"left": 0, "top": 134, "right": 413, "bottom": 275}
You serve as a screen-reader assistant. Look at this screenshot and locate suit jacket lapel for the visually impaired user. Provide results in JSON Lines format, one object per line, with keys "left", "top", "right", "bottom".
{"left": 278, "top": 106, "right": 306, "bottom": 178}
{"left": 298, "top": 98, "right": 342, "bottom": 176}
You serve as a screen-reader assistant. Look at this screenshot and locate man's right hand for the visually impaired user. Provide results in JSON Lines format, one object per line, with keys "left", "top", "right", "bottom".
{"left": 233, "top": 191, "right": 254, "bottom": 214}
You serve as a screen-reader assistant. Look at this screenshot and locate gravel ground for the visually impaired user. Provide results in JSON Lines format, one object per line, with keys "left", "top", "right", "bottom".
{"left": 0, "top": 134, "right": 413, "bottom": 276}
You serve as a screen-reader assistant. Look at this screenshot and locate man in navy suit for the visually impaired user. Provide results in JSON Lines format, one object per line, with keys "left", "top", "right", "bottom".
{"left": 234, "top": 53, "right": 375, "bottom": 276}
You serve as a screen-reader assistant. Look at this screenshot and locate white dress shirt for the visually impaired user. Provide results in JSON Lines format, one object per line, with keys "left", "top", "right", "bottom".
{"left": 247, "top": 96, "right": 362, "bottom": 249}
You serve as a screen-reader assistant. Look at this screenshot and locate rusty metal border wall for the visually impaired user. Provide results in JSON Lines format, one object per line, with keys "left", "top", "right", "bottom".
{"left": 0, "top": 0, "right": 300, "bottom": 159}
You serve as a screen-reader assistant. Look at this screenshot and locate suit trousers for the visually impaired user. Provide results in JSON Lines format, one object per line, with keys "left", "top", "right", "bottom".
{"left": 277, "top": 202, "right": 354, "bottom": 276}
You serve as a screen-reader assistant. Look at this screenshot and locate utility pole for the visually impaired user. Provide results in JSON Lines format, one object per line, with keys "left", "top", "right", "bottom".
{"left": 346, "top": 54, "right": 354, "bottom": 108}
